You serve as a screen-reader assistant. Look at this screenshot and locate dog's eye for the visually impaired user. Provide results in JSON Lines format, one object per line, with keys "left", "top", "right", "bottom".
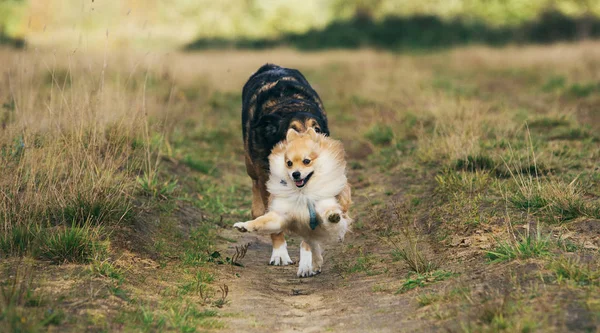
{"left": 303, "top": 159, "right": 311, "bottom": 165}
{"left": 314, "top": 127, "right": 321, "bottom": 133}
{"left": 287, "top": 161, "right": 293, "bottom": 167}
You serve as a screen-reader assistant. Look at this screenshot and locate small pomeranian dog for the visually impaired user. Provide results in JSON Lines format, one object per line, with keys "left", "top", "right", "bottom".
{"left": 234, "top": 128, "right": 352, "bottom": 277}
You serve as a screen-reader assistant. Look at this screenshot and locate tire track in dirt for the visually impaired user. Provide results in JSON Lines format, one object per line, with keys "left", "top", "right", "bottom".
{"left": 215, "top": 228, "right": 430, "bottom": 333}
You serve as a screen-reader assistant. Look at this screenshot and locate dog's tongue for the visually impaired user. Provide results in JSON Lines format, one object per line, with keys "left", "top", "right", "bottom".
{"left": 295, "top": 179, "right": 304, "bottom": 187}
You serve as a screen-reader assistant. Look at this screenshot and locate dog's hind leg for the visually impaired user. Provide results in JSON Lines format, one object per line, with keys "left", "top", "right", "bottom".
{"left": 308, "top": 241, "right": 323, "bottom": 273}
{"left": 270, "top": 232, "right": 293, "bottom": 266}
{"left": 297, "top": 241, "right": 322, "bottom": 277}
{"left": 251, "top": 180, "right": 267, "bottom": 218}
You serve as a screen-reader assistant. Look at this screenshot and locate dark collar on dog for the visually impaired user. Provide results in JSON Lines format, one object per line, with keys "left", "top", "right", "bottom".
{"left": 307, "top": 200, "right": 318, "bottom": 230}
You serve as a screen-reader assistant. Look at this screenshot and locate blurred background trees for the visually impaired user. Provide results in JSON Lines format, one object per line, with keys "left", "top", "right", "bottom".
{"left": 0, "top": 0, "right": 599, "bottom": 49}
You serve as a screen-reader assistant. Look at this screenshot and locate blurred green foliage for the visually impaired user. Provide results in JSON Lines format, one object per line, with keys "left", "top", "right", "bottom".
{"left": 186, "top": 10, "right": 600, "bottom": 50}
{"left": 0, "top": 0, "right": 26, "bottom": 46}
{"left": 1, "top": 0, "right": 600, "bottom": 48}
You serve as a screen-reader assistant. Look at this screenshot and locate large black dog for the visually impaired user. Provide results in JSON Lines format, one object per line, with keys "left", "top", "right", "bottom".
{"left": 241, "top": 63, "right": 333, "bottom": 265}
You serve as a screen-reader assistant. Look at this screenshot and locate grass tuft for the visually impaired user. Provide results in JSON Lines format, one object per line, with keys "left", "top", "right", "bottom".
{"left": 416, "top": 292, "right": 441, "bottom": 307}
{"left": 182, "top": 155, "right": 213, "bottom": 174}
{"left": 51, "top": 194, "right": 133, "bottom": 226}
{"left": 396, "top": 270, "right": 457, "bottom": 294}
{"left": 528, "top": 115, "right": 570, "bottom": 129}
{"left": 549, "top": 127, "right": 592, "bottom": 141}
{"left": 485, "top": 230, "right": 550, "bottom": 263}
{"left": 509, "top": 179, "right": 599, "bottom": 222}
{"left": 435, "top": 168, "right": 491, "bottom": 197}
{"left": 552, "top": 257, "right": 599, "bottom": 286}
{"left": 567, "top": 82, "right": 600, "bottom": 98}
{"left": 36, "top": 225, "right": 104, "bottom": 264}
{"left": 137, "top": 173, "right": 178, "bottom": 200}
{"left": 90, "top": 259, "right": 124, "bottom": 281}
{"left": 454, "top": 154, "right": 496, "bottom": 172}
{"left": 384, "top": 201, "right": 440, "bottom": 274}
{"left": 182, "top": 225, "right": 215, "bottom": 266}
{"left": 509, "top": 191, "right": 548, "bottom": 210}
{"left": 365, "top": 124, "right": 394, "bottom": 146}
{"left": 391, "top": 247, "right": 439, "bottom": 274}
{"left": 347, "top": 250, "right": 375, "bottom": 274}
{"left": 0, "top": 225, "right": 38, "bottom": 257}
{"left": 540, "top": 76, "right": 566, "bottom": 93}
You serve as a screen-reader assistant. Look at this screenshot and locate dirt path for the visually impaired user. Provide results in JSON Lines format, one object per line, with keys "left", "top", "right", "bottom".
{"left": 209, "top": 137, "right": 437, "bottom": 332}
{"left": 214, "top": 227, "right": 432, "bottom": 333}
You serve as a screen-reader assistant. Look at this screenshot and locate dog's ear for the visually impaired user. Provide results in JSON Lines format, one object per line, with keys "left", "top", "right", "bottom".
{"left": 286, "top": 128, "right": 300, "bottom": 142}
{"left": 255, "top": 114, "right": 282, "bottom": 140}
{"left": 306, "top": 127, "right": 321, "bottom": 142}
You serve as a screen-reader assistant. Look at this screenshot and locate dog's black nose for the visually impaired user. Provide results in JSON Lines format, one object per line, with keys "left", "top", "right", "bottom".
{"left": 292, "top": 171, "right": 301, "bottom": 180}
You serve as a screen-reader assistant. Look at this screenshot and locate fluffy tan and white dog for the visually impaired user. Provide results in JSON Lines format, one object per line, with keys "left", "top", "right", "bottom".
{"left": 233, "top": 128, "right": 352, "bottom": 277}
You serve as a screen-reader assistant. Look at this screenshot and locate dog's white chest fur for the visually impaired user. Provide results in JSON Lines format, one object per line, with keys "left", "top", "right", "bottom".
{"left": 266, "top": 145, "right": 349, "bottom": 240}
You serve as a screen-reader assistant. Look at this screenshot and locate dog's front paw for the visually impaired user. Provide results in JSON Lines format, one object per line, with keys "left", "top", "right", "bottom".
{"left": 326, "top": 210, "right": 341, "bottom": 223}
{"left": 233, "top": 222, "right": 248, "bottom": 232}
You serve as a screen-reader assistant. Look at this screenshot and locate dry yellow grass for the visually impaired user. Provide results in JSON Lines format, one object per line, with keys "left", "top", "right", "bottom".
{"left": 2, "top": 42, "right": 597, "bottom": 231}
{"left": 0, "top": 42, "right": 599, "bottom": 331}
{"left": 1, "top": 52, "right": 148, "bottom": 231}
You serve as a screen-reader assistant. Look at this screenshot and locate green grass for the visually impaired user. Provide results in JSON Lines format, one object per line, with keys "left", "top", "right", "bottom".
{"left": 549, "top": 127, "right": 593, "bottom": 141}
{"left": 137, "top": 173, "right": 179, "bottom": 200}
{"left": 509, "top": 180, "right": 600, "bottom": 223}
{"left": 396, "top": 270, "right": 457, "bottom": 294}
{"left": 435, "top": 169, "right": 491, "bottom": 197}
{"left": 365, "top": 124, "right": 394, "bottom": 146}
{"left": 35, "top": 225, "right": 104, "bottom": 264}
{"left": 90, "top": 259, "right": 124, "bottom": 281}
{"left": 416, "top": 292, "right": 441, "bottom": 307}
{"left": 485, "top": 231, "right": 550, "bottom": 263}
{"left": 556, "top": 236, "right": 580, "bottom": 253}
{"left": 51, "top": 194, "right": 133, "bottom": 226}
{"left": 0, "top": 263, "right": 65, "bottom": 332}
{"left": 567, "top": 82, "right": 600, "bottom": 98}
{"left": 1, "top": 223, "right": 107, "bottom": 265}
{"left": 0, "top": 225, "right": 38, "bottom": 257}
{"left": 528, "top": 115, "right": 570, "bottom": 129}
{"left": 509, "top": 191, "right": 548, "bottom": 210}
{"left": 136, "top": 306, "right": 167, "bottom": 331}
{"left": 182, "top": 224, "right": 215, "bottom": 266}
{"left": 391, "top": 247, "right": 439, "bottom": 274}
{"left": 208, "top": 91, "right": 241, "bottom": 111}
{"left": 454, "top": 154, "right": 496, "bottom": 172}
{"left": 182, "top": 155, "right": 213, "bottom": 174}
{"left": 178, "top": 271, "right": 214, "bottom": 296}
{"left": 109, "top": 284, "right": 131, "bottom": 302}
{"left": 347, "top": 250, "right": 375, "bottom": 274}
{"left": 166, "top": 303, "right": 223, "bottom": 332}
{"left": 473, "top": 299, "right": 537, "bottom": 333}
{"left": 540, "top": 76, "right": 566, "bottom": 93}
{"left": 552, "top": 257, "right": 600, "bottom": 286}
